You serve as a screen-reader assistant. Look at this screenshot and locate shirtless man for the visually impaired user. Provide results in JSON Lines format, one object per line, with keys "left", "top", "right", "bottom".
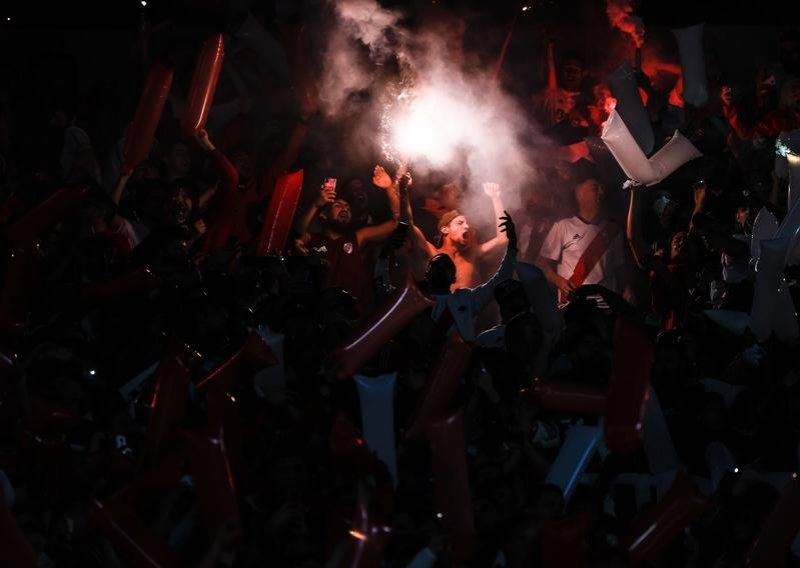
{"left": 407, "top": 182, "right": 508, "bottom": 291}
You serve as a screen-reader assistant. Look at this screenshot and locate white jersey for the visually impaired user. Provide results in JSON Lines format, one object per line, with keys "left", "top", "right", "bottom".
{"left": 538, "top": 216, "right": 625, "bottom": 294}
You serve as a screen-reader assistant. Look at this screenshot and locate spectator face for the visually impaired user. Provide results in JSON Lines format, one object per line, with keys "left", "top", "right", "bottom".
{"left": 561, "top": 59, "right": 584, "bottom": 91}
{"left": 670, "top": 231, "right": 688, "bottom": 261}
{"left": 232, "top": 151, "right": 254, "bottom": 184}
{"left": 166, "top": 143, "right": 191, "bottom": 177}
{"left": 322, "top": 198, "right": 352, "bottom": 228}
{"left": 574, "top": 178, "right": 603, "bottom": 211}
{"left": 442, "top": 215, "right": 470, "bottom": 246}
{"left": 735, "top": 206, "right": 753, "bottom": 228}
{"left": 168, "top": 187, "right": 193, "bottom": 225}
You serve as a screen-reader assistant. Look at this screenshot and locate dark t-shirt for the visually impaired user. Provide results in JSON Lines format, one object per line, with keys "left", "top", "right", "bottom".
{"left": 308, "top": 230, "right": 373, "bottom": 309}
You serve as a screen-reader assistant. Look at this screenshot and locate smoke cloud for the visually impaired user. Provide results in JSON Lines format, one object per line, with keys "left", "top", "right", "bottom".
{"left": 319, "top": 0, "right": 549, "bottom": 223}
{"left": 605, "top": 0, "right": 645, "bottom": 48}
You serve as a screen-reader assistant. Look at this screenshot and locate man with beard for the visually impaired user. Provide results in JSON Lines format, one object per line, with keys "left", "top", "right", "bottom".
{"left": 407, "top": 182, "right": 509, "bottom": 291}
{"left": 294, "top": 165, "right": 400, "bottom": 312}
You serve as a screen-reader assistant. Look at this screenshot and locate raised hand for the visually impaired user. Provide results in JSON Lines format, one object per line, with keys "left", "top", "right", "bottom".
{"left": 372, "top": 165, "right": 393, "bottom": 189}
{"left": 498, "top": 210, "right": 517, "bottom": 251}
{"left": 194, "top": 129, "right": 215, "bottom": 152}
{"left": 398, "top": 171, "right": 413, "bottom": 193}
{"left": 483, "top": 182, "right": 501, "bottom": 199}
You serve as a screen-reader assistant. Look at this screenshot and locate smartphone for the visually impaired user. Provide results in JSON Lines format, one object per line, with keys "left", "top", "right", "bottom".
{"left": 323, "top": 177, "right": 337, "bottom": 192}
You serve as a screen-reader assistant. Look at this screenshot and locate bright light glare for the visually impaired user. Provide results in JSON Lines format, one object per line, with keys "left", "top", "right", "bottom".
{"left": 349, "top": 530, "right": 367, "bottom": 541}
{"left": 522, "top": 5, "right": 532, "bottom": 11}
{"left": 392, "top": 86, "right": 478, "bottom": 166}
{"left": 141, "top": 0, "right": 147, "bottom": 6}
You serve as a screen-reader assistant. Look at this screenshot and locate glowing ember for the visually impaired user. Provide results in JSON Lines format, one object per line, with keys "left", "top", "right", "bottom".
{"left": 349, "top": 529, "right": 367, "bottom": 541}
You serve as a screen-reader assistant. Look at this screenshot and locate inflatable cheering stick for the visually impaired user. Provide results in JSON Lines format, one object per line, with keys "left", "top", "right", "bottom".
{"left": 122, "top": 62, "right": 173, "bottom": 174}
{"left": 0, "top": 246, "right": 39, "bottom": 342}
{"left": 545, "top": 425, "right": 603, "bottom": 502}
{"left": 330, "top": 411, "right": 381, "bottom": 481}
{"left": 140, "top": 339, "right": 198, "bottom": 468}
{"left": 428, "top": 409, "right": 476, "bottom": 565}
{"left": 642, "top": 388, "right": 679, "bottom": 477}
{"left": 749, "top": 237, "right": 790, "bottom": 342}
{"left": 604, "top": 316, "right": 653, "bottom": 455}
{"left": 181, "top": 34, "right": 224, "bottom": 138}
{"left": 751, "top": 207, "right": 780, "bottom": 269}
{"left": 80, "top": 266, "right": 160, "bottom": 307}
{"left": 671, "top": 24, "right": 709, "bottom": 108}
{"left": 89, "top": 498, "right": 185, "bottom": 568}
{"left": 404, "top": 331, "right": 473, "bottom": 442}
{"left": 747, "top": 473, "right": 800, "bottom": 567}
{"left": 607, "top": 61, "right": 655, "bottom": 154}
{"left": 0, "top": 483, "right": 37, "bottom": 568}
{"left": 182, "top": 425, "right": 240, "bottom": 541}
{"left": 4, "top": 185, "right": 89, "bottom": 247}
{"left": 336, "top": 483, "right": 394, "bottom": 568}
{"left": 541, "top": 513, "right": 590, "bottom": 568}
{"left": 355, "top": 372, "right": 398, "bottom": 484}
{"left": 622, "top": 471, "right": 711, "bottom": 565}
{"left": 330, "top": 274, "right": 435, "bottom": 380}
{"left": 256, "top": 170, "right": 304, "bottom": 256}
{"left": 520, "top": 377, "right": 607, "bottom": 415}
{"left": 194, "top": 330, "right": 278, "bottom": 391}
{"left": 602, "top": 110, "right": 702, "bottom": 186}
{"left": 254, "top": 325, "right": 286, "bottom": 391}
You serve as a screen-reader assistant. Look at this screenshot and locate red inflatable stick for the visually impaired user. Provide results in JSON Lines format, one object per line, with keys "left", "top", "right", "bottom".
{"left": 519, "top": 378, "right": 607, "bottom": 415}
{"left": 747, "top": 473, "right": 800, "bottom": 568}
{"left": 428, "top": 409, "right": 476, "bottom": 565}
{"left": 206, "top": 382, "right": 244, "bottom": 483}
{"left": 604, "top": 316, "right": 653, "bottom": 455}
{"left": 140, "top": 340, "right": 198, "bottom": 468}
{"left": 0, "top": 484, "right": 38, "bottom": 568}
{"left": 80, "top": 266, "right": 160, "bottom": 307}
{"left": 541, "top": 513, "right": 590, "bottom": 568}
{"left": 4, "top": 186, "right": 89, "bottom": 247}
{"left": 89, "top": 499, "right": 185, "bottom": 568}
{"left": 181, "top": 34, "right": 225, "bottom": 138}
{"left": 330, "top": 411, "right": 382, "bottom": 481}
{"left": 330, "top": 274, "right": 435, "bottom": 380}
{"left": 336, "top": 484, "right": 394, "bottom": 568}
{"left": 182, "top": 425, "right": 240, "bottom": 541}
{"left": 404, "top": 331, "right": 473, "bottom": 442}
{"left": 622, "top": 471, "right": 711, "bottom": 565}
{"left": 194, "top": 330, "right": 278, "bottom": 391}
{"left": 0, "top": 247, "right": 39, "bottom": 342}
{"left": 122, "top": 62, "right": 174, "bottom": 175}
{"left": 256, "top": 170, "right": 304, "bottom": 256}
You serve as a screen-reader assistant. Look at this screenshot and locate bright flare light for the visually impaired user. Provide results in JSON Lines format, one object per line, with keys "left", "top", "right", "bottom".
{"left": 391, "top": 85, "right": 482, "bottom": 167}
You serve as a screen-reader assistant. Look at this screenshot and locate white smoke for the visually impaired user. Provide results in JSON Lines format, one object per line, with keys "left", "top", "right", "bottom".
{"left": 321, "top": 0, "right": 549, "bottom": 223}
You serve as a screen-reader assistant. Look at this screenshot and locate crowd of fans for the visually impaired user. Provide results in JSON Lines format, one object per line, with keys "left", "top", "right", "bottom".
{"left": 1, "top": 5, "right": 800, "bottom": 567}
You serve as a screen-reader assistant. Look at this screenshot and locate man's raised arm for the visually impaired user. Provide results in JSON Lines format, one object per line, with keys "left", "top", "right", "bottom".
{"left": 478, "top": 182, "right": 508, "bottom": 255}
